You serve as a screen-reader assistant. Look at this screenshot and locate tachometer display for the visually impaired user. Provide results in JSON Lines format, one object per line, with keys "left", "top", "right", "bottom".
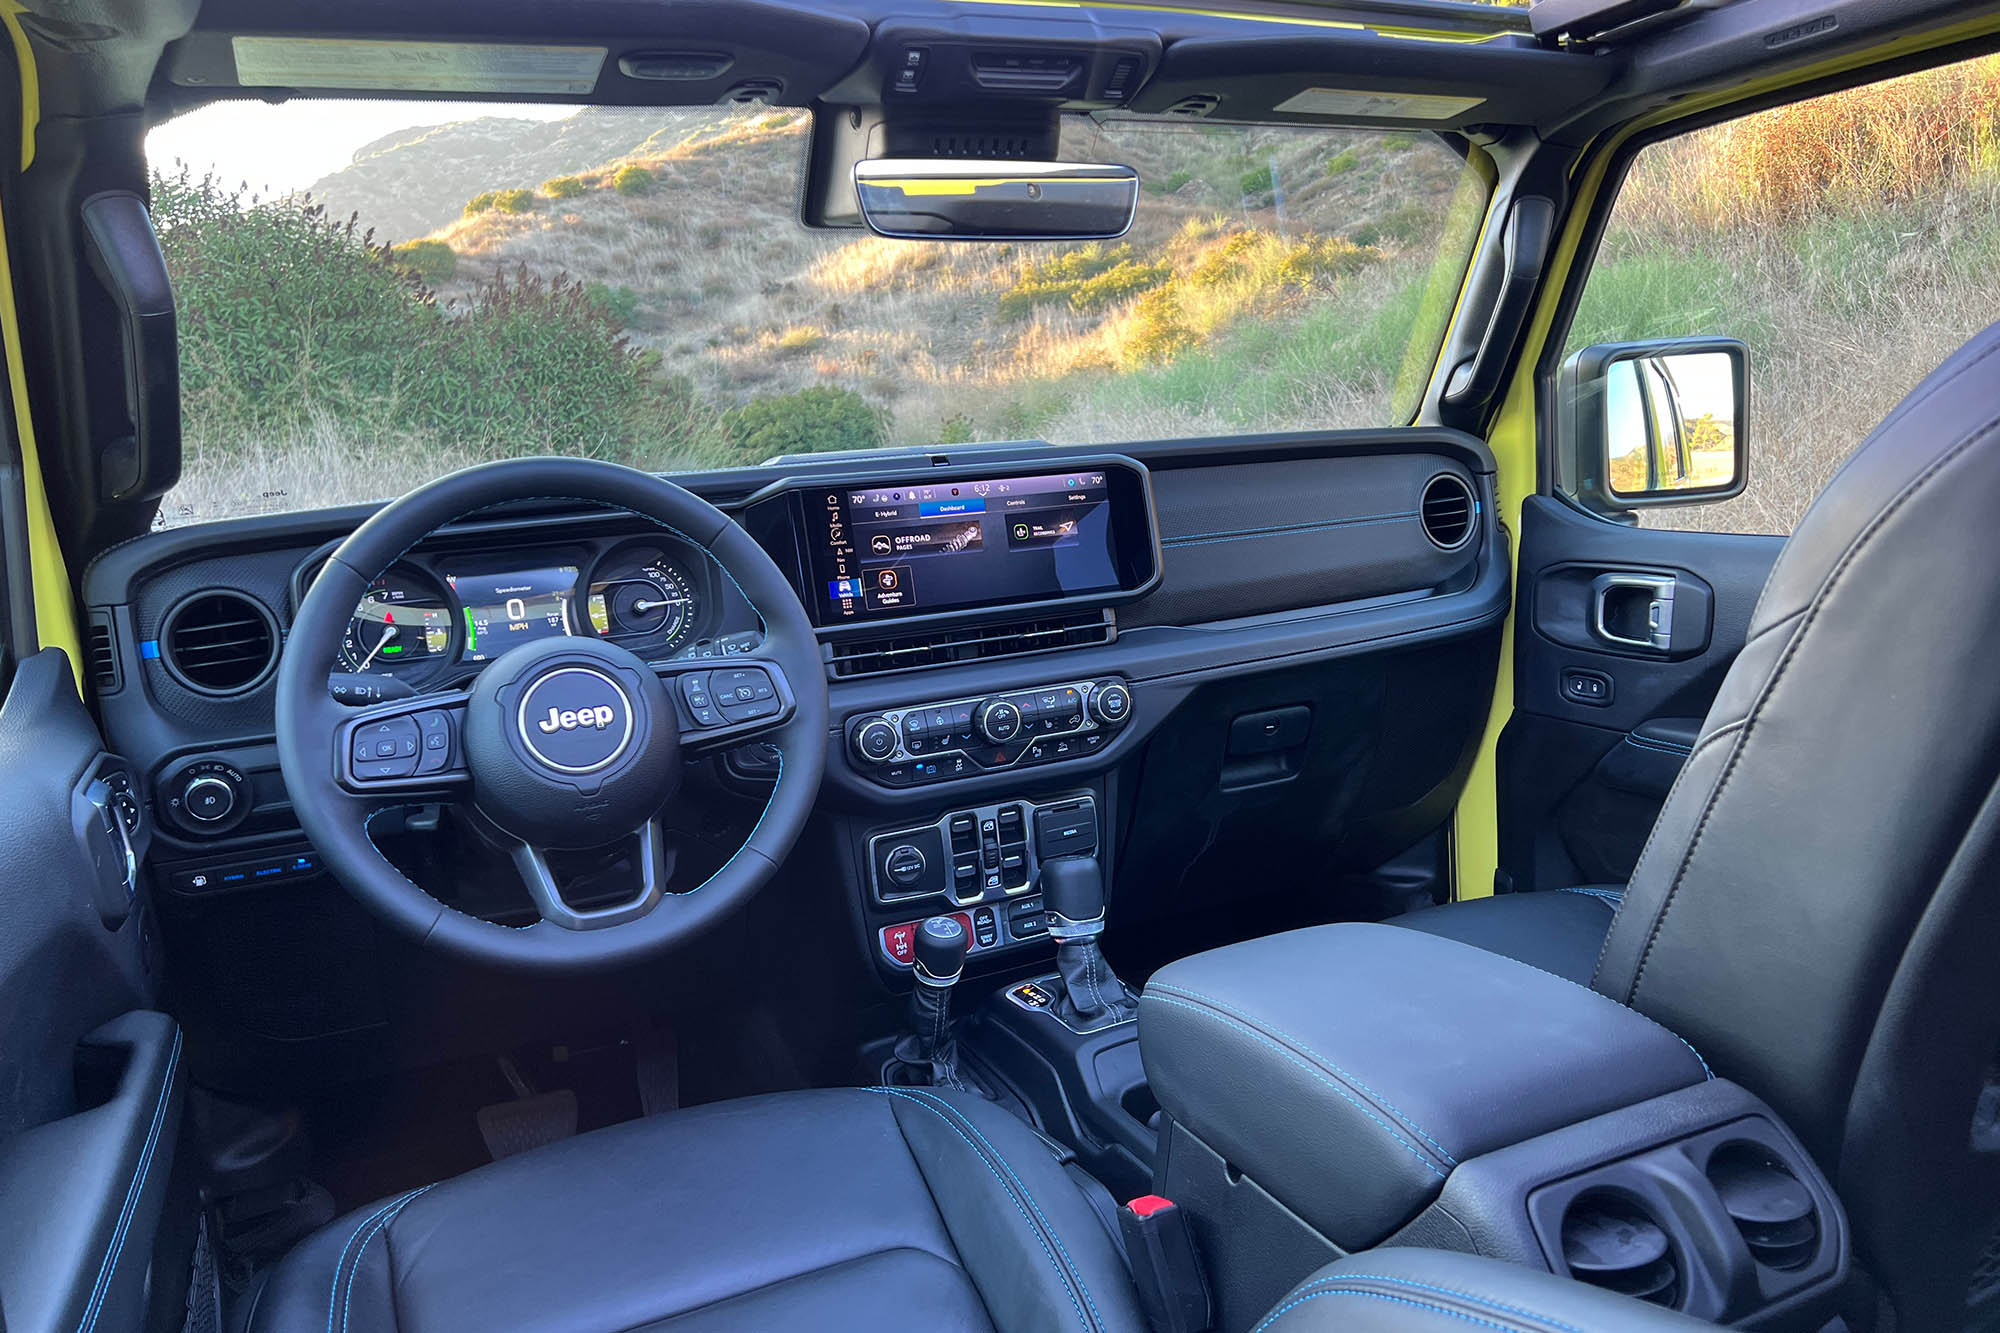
{"left": 340, "top": 570, "right": 454, "bottom": 674}
{"left": 587, "top": 547, "right": 700, "bottom": 650}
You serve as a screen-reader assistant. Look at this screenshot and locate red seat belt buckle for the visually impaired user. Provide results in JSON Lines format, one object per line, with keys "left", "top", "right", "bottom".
{"left": 1119, "top": 1196, "right": 1212, "bottom": 1333}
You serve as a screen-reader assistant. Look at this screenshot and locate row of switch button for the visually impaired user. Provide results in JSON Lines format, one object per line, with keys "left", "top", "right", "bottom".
{"left": 168, "top": 849, "right": 320, "bottom": 895}
{"left": 348, "top": 710, "right": 455, "bottom": 781}
{"left": 679, "top": 666, "right": 778, "bottom": 728}
{"left": 950, "top": 805, "right": 1029, "bottom": 898}
{"left": 880, "top": 900, "right": 1022, "bottom": 967}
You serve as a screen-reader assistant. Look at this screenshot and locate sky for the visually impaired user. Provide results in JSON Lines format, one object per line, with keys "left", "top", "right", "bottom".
{"left": 145, "top": 100, "right": 579, "bottom": 196}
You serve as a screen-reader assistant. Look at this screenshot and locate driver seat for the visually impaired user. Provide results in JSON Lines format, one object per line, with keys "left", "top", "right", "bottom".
{"left": 243, "top": 1087, "right": 1146, "bottom": 1332}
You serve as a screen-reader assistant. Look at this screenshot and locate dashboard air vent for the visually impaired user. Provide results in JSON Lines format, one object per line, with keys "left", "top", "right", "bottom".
{"left": 1708, "top": 1144, "right": 1818, "bottom": 1271}
{"left": 1420, "top": 473, "right": 1476, "bottom": 550}
{"left": 160, "top": 591, "right": 279, "bottom": 696}
{"left": 1164, "top": 94, "right": 1221, "bottom": 118}
{"left": 87, "top": 610, "right": 123, "bottom": 695}
{"left": 828, "top": 610, "right": 1114, "bottom": 679}
{"left": 1560, "top": 1193, "right": 1679, "bottom": 1306}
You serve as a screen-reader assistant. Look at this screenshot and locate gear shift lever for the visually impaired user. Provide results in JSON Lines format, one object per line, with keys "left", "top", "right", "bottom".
{"left": 893, "top": 915, "right": 971, "bottom": 1089}
{"left": 1040, "top": 857, "right": 1138, "bottom": 1028}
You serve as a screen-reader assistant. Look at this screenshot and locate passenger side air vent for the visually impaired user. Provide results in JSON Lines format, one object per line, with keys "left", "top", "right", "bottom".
{"left": 1163, "top": 94, "right": 1221, "bottom": 118}
{"left": 1560, "top": 1192, "right": 1679, "bottom": 1306}
{"left": 159, "top": 591, "right": 279, "bottom": 696}
{"left": 1420, "top": 473, "right": 1476, "bottom": 550}
{"left": 1707, "top": 1144, "right": 1818, "bottom": 1271}
{"left": 828, "top": 610, "right": 1114, "bottom": 678}
{"left": 87, "top": 609, "right": 123, "bottom": 695}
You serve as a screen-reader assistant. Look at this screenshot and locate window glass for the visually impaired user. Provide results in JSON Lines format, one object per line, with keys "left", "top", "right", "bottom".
{"left": 145, "top": 104, "right": 1489, "bottom": 526}
{"left": 1564, "top": 52, "right": 2000, "bottom": 533}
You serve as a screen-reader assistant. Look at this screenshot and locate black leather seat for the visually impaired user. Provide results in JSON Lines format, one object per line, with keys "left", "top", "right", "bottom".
{"left": 1382, "top": 317, "right": 2000, "bottom": 1326}
{"left": 244, "top": 1088, "right": 1147, "bottom": 1333}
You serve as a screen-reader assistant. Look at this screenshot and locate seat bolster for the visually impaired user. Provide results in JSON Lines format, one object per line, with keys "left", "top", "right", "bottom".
{"left": 1387, "top": 888, "right": 1619, "bottom": 985}
{"left": 1256, "top": 1249, "right": 1712, "bottom": 1331}
{"left": 876, "top": 1087, "right": 1147, "bottom": 1333}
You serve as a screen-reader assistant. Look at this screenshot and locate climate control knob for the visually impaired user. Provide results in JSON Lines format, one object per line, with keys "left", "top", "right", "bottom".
{"left": 852, "top": 717, "right": 899, "bottom": 764}
{"left": 976, "top": 698, "right": 1023, "bottom": 743}
{"left": 1090, "top": 681, "right": 1132, "bottom": 726}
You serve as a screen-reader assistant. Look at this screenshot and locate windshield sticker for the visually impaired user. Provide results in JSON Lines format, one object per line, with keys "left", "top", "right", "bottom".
{"left": 230, "top": 38, "right": 606, "bottom": 95}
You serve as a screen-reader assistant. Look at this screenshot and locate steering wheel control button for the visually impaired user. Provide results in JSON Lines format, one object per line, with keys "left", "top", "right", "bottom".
{"left": 517, "top": 667, "right": 635, "bottom": 775}
{"left": 415, "top": 711, "right": 455, "bottom": 775}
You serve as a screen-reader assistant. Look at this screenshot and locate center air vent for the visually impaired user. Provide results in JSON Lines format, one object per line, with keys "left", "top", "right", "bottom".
{"left": 1560, "top": 1193, "right": 1679, "bottom": 1307}
{"left": 160, "top": 591, "right": 279, "bottom": 696}
{"left": 1420, "top": 473, "right": 1476, "bottom": 550}
{"left": 1708, "top": 1144, "right": 1819, "bottom": 1271}
{"left": 829, "top": 610, "right": 1113, "bottom": 678}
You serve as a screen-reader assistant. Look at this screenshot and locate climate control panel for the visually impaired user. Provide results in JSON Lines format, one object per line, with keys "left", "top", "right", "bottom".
{"left": 846, "top": 678, "right": 1132, "bottom": 786}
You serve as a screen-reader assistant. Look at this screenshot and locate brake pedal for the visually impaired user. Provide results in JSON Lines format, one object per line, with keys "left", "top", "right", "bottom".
{"left": 477, "top": 1055, "right": 578, "bottom": 1160}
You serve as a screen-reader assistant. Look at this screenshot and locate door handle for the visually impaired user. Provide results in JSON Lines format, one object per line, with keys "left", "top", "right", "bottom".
{"left": 1591, "top": 572, "right": 1677, "bottom": 652}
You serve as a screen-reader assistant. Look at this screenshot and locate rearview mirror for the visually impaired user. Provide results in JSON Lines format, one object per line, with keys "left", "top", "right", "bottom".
{"left": 1559, "top": 338, "right": 1748, "bottom": 512}
{"left": 852, "top": 159, "right": 1139, "bottom": 242}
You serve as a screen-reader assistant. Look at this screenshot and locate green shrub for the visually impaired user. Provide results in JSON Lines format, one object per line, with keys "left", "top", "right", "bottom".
{"left": 492, "top": 188, "right": 536, "bottom": 214}
{"left": 464, "top": 190, "right": 500, "bottom": 216}
{"left": 152, "top": 169, "right": 716, "bottom": 467}
{"left": 1326, "top": 149, "right": 1361, "bottom": 177}
{"left": 583, "top": 281, "right": 642, "bottom": 326}
{"left": 543, "top": 175, "right": 587, "bottom": 199}
{"left": 722, "top": 386, "right": 888, "bottom": 459}
{"left": 613, "top": 165, "right": 656, "bottom": 196}
{"left": 998, "top": 244, "right": 1169, "bottom": 319}
{"left": 935, "top": 414, "right": 977, "bottom": 445}
{"left": 1238, "top": 164, "right": 1275, "bottom": 197}
{"left": 388, "top": 239, "right": 457, "bottom": 283}
{"left": 1120, "top": 288, "right": 1197, "bottom": 367}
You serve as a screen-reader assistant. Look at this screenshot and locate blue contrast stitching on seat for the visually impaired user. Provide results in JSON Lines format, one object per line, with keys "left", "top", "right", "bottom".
{"left": 339, "top": 1186, "right": 433, "bottom": 1333}
{"left": 868, "top": 1087, "right": 1094, "bottom": 1332}
{"left": 1478, "top": 953, "right": 1715, "bottom": 1082}
{"left": 1146, "top": 982, "right": 1458, "bottom": 1164}
{"left": 1139, "top": 993, "right": 1448, "bottom": 1178}
{"left": 1623, "top": 733, "right": 1693, "bottom": 756}
{"left": 1163, "top": 510, "right": 1417, "bottom": 544}
{"left": 897, "top": 1088, "right": 1109, "bottom": 1331}
{"left": 325, "top": 1191, "right": 424, "bottom": 1333}
{"left": 1557, "top": 886, "right": 1625, "bottom": 906}
{"left": 77, "top": 1027, "right": 182, "bottom": 1333}
{"left": 1252, "top": 1287, "right": 1522, "bottom": 1333}
{"left": 1277, "top": 1273, "right": 1585, "bottom": 1333}
{"left": 1163, "top": 514, "right": 1416, "bottom": 549}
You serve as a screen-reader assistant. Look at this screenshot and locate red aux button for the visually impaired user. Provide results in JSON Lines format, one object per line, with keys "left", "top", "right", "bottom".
{"left": 881, "top": 921, "right": 917, "bottom": 965}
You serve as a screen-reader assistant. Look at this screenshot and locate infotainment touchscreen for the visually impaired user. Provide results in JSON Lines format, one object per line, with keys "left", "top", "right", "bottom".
{"left": 800, "top": 469, "right": 1138, "bottom": 624}
{"left": 445, "top": 564, "right": 580, "bottom": 661}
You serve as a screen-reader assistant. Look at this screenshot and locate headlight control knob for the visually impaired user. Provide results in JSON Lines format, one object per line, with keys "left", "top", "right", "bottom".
{"left": 852, "top": 717, "right": 899, "bottom": 764}
{"left": 183, "top": 775, "right": 237, "bottom": 823}
{"left": 976, "top": 698, "right": 1022, "bottom": 743}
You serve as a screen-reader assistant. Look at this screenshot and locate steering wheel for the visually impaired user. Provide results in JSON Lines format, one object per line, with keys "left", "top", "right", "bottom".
{"left": 275, "top": 458, "right": 829, "bottom": 972}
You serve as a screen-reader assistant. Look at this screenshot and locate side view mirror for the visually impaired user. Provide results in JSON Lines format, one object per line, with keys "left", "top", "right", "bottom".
{"left": 1559, "top": 338, "right": 1748, "bottom": 513}
{"left": 852, "top": 159, "right": 1139, "bottom": 242}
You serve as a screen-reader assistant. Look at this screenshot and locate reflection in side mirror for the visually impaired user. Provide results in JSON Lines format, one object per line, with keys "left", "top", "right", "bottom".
{"left": 1561, "top": 338, "right": 1748, "bottom": 512}
{"left": 853, "top": 159, "right": 1139, "bottom": 242}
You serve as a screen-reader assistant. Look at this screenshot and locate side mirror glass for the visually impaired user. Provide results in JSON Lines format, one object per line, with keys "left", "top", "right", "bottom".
{"left": 1560, "top": 338, "right": 1748, "bottom": 512}
{"left": 852, "top": 159, "right": 1139, "bottom": 241}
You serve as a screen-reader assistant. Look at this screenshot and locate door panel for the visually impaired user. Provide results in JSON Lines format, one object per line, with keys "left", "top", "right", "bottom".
{"left": 1498, "top": 496, "right": 1783, "bottom": 893}
{"left": 0, "top": 648, "right": 181, "bottom": 1333}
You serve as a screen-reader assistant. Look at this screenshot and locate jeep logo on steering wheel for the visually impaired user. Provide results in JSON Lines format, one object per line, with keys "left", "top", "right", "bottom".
{"left": 539, "top": 704, "right": 617, "bottom": 734}
{"left": 516, "top": 667, "right": 635, "bottom": 775}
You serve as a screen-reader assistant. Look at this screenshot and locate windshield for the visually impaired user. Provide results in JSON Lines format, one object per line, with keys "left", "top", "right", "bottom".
{"left": 146, "top": 102, "right": 1489, "bottom": 526}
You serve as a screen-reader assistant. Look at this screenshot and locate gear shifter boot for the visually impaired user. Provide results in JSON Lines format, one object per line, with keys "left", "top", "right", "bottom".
{"left": 892, "top": 916, "right": 972, "bottom": 1090}
{"left": 1040, "top": 857, "right": 1139, "bottom": 1029}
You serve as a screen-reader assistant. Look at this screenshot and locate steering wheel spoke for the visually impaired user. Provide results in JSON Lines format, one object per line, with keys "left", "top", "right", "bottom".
{"left": 509, "top": 816, "right": 671, "bottom": 931}
{"left": 336, "top": 689, "right": 473, "bottom": 799}
{"left": 656, "top": 657, "right": 801, "bottom": 754}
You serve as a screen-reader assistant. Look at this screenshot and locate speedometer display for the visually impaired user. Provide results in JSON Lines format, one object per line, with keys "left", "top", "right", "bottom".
{"left": 588, "top": 546, "right": 701, "bottom": 651}
{"left": 340, "top": 569, "right": 454, "bottom": 675}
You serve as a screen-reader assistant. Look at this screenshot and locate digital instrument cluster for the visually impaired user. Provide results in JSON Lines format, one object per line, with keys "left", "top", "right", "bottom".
{"left": 323, "top": 540, "right": 720, "bottom": 685}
